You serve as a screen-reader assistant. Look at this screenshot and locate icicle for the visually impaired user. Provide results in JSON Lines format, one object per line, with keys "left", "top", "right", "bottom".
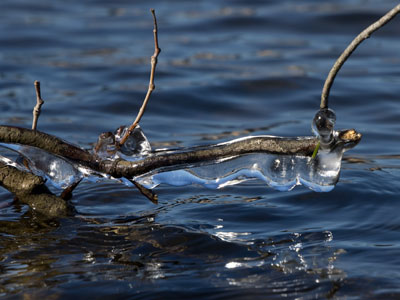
{"left": 134, "top": 144, "right": 345, "bottom": 192}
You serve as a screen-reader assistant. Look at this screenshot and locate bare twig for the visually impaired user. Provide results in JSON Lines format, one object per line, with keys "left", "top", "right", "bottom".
{"left": 119, "top": 9, "right": 161, "bottom": 146}
{"left": 320, "top": 4, "right": 400, "bottom": 109}
{"left": 32, "top": 81, "right": 44, "bottom": 130}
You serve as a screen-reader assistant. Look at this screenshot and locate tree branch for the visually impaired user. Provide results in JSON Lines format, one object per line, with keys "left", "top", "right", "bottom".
{"left": 119, "top": 9, "right": 161, "bottom": 146}
{"left": 320, "top": 4, "right": 400, "bottom": 109}
{"left": 0, "top": 125, "right": 361, "bottom": 179}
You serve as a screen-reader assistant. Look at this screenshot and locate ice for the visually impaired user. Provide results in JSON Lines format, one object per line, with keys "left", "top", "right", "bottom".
{"left": 114, "top": 125, "right": 151, "bottom": 157}
{"left": 312, "top": 108, "right": 336, "bottom": 146}
{"left": 134, "top": 144, "right": 345, "bottom": 192}
{"left": 0, "top": 145, "right": 29, "bottom": 171}
{"left": 93, "top": 132, "right": 116, "bottom": 159}
{"left": 0, "top": 143, "right": 82, "bottom": 190}
{"left": 93, "top": 125, "right": 152, "bottom": 161}
{"left": 0, "top": 121, "right": 348, "bottom": 193}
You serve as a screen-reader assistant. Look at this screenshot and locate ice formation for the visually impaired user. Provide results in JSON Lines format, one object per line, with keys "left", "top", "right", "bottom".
{"left": 93, "top": 125, "right": 151, "bottom": 161}
{"left": 134, "top": 108, "right": 345, "bottom": 192}
{"left": 0, "top": 111, "right": 350, "bottom": 192}
{"left": 134, "top": 145, "right": 344, "bottom": 192}
{"left": 0, "top": 143, "right": 82, "bottom": 189}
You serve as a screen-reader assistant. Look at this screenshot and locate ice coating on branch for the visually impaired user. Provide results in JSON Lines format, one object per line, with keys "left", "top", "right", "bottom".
{"left": 0, "top": 143, "right": 82, "bottom": 189}
{"left": 93, "top": 125, "right": 151, "bottom": 161}
{"left": 93, "top": 132, "right": 116, "bottom": 159}
{"left": 0, "top": 125, "right": 153, "bottom": 190}
{"left": 0, "top": 118, "right": 354, "bottom": 193}
{"left": 134, "top": 144, "right": 344, "bottom": 192}
{"left": 115, "top": 125, "right": 152, "bottom": 158}
{"left": 131, "top": 111, "right": 346, "bottom": 192}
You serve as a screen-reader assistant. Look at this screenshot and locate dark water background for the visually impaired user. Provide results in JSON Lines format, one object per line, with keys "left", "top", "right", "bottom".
{"left": 1, "top": 0, "right": 400, "bottom": 299}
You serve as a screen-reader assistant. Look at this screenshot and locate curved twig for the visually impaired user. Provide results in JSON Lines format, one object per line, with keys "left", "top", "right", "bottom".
{"left": 119, "top": 9, "right": 161, "bottom": 146}
{"left": 321, "top": 4, "right": 400, "bottom": 109}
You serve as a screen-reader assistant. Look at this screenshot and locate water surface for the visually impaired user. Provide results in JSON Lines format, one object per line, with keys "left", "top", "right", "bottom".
{"left": 1, "top": 0, "right": 400, "bottom": 299}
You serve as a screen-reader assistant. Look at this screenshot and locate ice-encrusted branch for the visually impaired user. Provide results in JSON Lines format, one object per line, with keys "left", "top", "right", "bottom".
{"left": 0, "top": 125, "right": 361, "bottom": 179}
{"left": 119, "top": 9, "right": 161, "bottom": 147}
{"left": 321, "top": 4, "right": 400, "bottom": 109}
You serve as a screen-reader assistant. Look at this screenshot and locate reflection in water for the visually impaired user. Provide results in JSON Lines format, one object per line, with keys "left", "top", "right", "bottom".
{"left": 219, "top": 230, "right": 346, "bottom": 294}
{"left": 0, "top": 209, "right": 346, "bottom": 298}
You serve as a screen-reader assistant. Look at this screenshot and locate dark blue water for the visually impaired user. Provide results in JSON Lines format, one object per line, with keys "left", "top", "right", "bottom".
{"left": 1, "top": 0, "right": 400, "bottom": 299}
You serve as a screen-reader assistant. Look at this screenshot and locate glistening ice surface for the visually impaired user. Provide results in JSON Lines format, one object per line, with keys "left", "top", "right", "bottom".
{"left": 0, "top": 135, "right": 344, "bottom": 192}
{"left": 136, "top": 147, "right": 344, "bottom": 192}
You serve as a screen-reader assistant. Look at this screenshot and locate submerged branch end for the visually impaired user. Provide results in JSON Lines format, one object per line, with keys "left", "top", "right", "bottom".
{"left": 119, "top": 9, "right": 161, "bottom": 147}
{"left": 320, "top": 4, "right": 400, "bottom": 109}
{"left": 32, "top": 80, "right": 45, "bottom": 131}
{"left": 131, "top": 180, "right": 158, "bottom": 204}
{"left": 0, "top": 161, "right": 71, "bottom": 217}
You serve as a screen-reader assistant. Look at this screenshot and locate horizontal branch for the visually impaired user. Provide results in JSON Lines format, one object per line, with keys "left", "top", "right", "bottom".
{"left": 0, "top": 125, "right": 361, "bottom": 179}
{"left": 0, "top": 125, "right": 95, "bottom": 164}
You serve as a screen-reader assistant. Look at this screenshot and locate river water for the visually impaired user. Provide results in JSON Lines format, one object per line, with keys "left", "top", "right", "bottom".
{"left": 1, "top": 0, "right": 400, "bottom": 299}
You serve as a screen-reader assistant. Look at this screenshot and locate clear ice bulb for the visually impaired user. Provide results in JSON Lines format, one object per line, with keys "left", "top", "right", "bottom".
{"left": 312, "top": 108, "right": 336, "bottom": 144}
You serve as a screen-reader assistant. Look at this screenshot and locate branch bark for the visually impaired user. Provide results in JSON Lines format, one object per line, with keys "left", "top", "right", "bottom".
{"left": 320, "top": 4, "right": 400, "bottom": 109}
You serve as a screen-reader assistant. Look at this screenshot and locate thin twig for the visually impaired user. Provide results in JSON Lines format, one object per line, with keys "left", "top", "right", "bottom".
{"left": 119, "top": 9, "right": 161, "bottom": 146}
{"left": 320, "top": 4, "right": 400, "bottom": 109}
{"left": 32, "top": 80, "right": 44, "bottom": 130}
